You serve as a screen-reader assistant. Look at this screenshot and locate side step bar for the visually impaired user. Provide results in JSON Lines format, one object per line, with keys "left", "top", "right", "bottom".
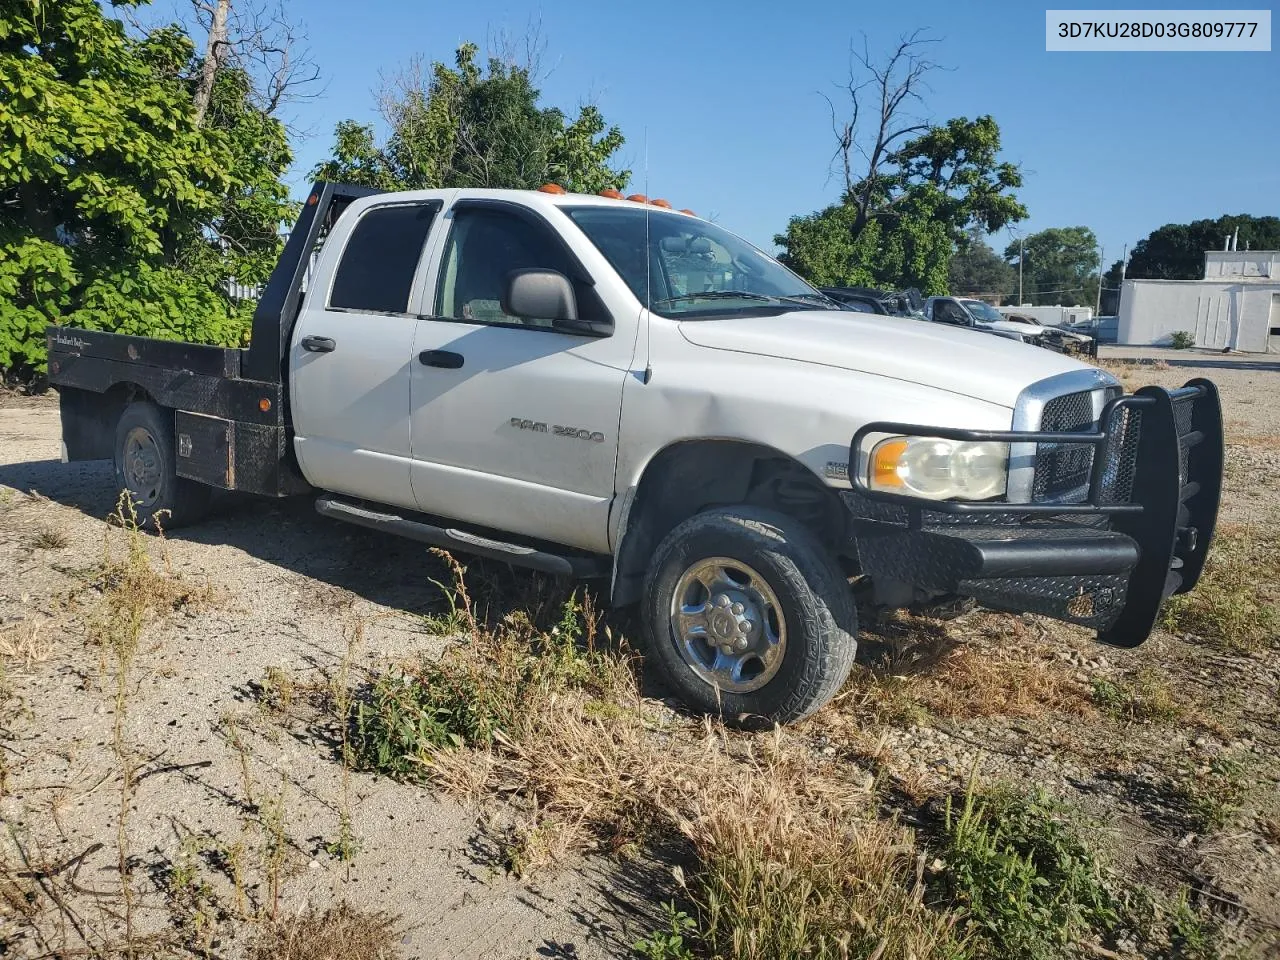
{"left": 315, "top": 495, "right": 609, "bottom": 578}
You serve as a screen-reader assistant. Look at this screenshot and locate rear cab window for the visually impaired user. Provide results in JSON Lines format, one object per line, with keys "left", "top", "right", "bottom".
{"left": 329, "top": 203, "right": 440, "bottom": 314}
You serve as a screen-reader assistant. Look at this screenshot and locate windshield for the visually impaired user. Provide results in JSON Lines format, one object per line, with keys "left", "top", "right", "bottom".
{"left": 961, "top": 300, "right": 1004, "bottom": 323}
{"left": 565, "top": 206, "right": 829, "bottom": 318}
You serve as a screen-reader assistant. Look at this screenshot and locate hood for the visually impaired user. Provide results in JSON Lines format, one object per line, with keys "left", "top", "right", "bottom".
{"left": 983, "top": 318, "right": 1043, "bottom": 336}
{"left": 676, "top": 310, "right": 1096, "bottom": 408}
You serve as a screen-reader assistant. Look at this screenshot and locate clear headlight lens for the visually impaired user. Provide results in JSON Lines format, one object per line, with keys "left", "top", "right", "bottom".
{"left": 869, "top": 436, "right": 1008, "bottom": 500}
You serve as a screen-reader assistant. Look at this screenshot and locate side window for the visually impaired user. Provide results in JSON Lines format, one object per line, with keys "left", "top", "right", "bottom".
{"left": 329, "top": 203, "right": 438, "bottom": 314}
{"left": 437, "top": 208, "right": 575, "bottom": 328}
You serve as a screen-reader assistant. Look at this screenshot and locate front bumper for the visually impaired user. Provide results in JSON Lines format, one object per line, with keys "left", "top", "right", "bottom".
{"left": 844, "top": 380, "right": 1223, "bottom": 647}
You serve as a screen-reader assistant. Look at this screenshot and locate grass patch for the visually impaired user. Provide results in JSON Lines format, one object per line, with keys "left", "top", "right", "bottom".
{"left": 1091, "top": 668, "right": 1183, "bottom": 723}
{"left": 28, "top": 525, "right": 68, "bottom": 550}
{"left": 938, "top": 787, "right": 1117, "bottom": 959}
{"left": 1162, "top": 524, "right": 1280, "bottom": 652}
{"left": 833, "top": 615, "right": 1091, "bottom": 726}
{"left": 1170, "top": 752, "right": 1250, "bottom": 833}
{"left": 251, "top": 902, "right": 401, "bottom": 960}
{"left": 935, "top": 785, "right": 1228, "bottom": 959}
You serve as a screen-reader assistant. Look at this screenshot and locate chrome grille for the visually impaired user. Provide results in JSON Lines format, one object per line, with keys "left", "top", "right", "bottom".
{"left": 1032, "top": 390, "right": 1096, "bottom": 501}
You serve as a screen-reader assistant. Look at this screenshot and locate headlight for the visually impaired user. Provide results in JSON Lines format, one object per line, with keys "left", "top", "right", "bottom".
{"left": 869, "top": 436, "right": 1008, "bottom": 501}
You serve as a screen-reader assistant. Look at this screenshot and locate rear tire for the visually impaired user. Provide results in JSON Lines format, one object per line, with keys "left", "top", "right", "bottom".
{"left": 113, "top": 401, "right": 211, "bottom": 530}
{"left": 641, "top": 506, "right": 857, "bottom": 728}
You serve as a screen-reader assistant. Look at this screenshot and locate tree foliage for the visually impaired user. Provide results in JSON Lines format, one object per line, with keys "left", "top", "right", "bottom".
{"left": 314, "top": 43, "right": 628, "bottom": 194}
{"left": 1003, "top": 226, "right": 1100, "bottom": 307}
{"left": 949, "top": 229, "right": 1016, "bottom": 299}
{"left": 0, "top": 0, "right": 295, "bottom": 379}
{"left": 1125, "top": 215, "right": 1280, "bottom": 280}
{"left": 774, "top": 35, "right": 1023, "bottom": 294}
{"left": 776, "top": 115, "right": 1026, "bottom": 294}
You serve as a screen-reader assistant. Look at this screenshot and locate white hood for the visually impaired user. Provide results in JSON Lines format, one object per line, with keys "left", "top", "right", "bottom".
{"left": 677, "top": 310, "right": 1092, "bottom": 409}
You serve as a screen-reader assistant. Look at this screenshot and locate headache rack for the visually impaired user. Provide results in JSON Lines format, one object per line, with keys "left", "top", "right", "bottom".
{"left": 847, "top": 379, "right": 1223, "bottom": 647}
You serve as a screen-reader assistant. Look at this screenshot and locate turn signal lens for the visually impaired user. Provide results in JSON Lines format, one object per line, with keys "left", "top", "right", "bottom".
{"left": 870, "top": 439, "right": 908, "bottom": 488}
{"left": 868, "top": 436, "right": 1008, "bottom": 501}
{"left": 259, "top": 397, "right": 272, "bottom": 413}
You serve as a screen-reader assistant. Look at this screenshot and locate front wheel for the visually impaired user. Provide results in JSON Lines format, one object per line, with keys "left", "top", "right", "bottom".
{"left": 641, "top": 507, "right": 857, "bottom": 728}
{"left": 113, "top": 401, "right": 211, "bottom": 530}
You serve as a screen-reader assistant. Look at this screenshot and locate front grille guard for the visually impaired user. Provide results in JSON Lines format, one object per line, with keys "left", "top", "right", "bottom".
{"left": 848, "top": 379, "right": 1224, "bottom": 647}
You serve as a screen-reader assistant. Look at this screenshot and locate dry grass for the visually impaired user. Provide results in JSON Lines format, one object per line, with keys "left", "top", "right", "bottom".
{"left": 1162, "top": 522, "right": 1280, "bottom": 652}
{"left": 830, "top": 614, "right": 1091, "bottom": 726}
{"left": 27, "top": 525, "right": 68, "bottom": 550}
{"left": 251, "top": 902, "right": 402, "bottom": 960}
{"left": 0, "top": 619, "right": 55, "bottom": 666}
{"left": 351, "top": 563, "right": 968, "bottom": 959}
{"left": 1091, "top": 357, "right": 1169, "bottom": 389}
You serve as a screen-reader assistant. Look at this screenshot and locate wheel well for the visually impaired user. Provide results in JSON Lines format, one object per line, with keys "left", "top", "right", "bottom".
{"left": 59, "top": 382, "right": 155, "bottom": 461}
{"left": 612, "top": 440, "right": 849, "bottom": 606}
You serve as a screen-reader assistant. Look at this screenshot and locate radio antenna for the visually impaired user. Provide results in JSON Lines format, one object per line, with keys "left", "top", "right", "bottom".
{"left": 642, "top": 126, "right": 653, "bottom": 384}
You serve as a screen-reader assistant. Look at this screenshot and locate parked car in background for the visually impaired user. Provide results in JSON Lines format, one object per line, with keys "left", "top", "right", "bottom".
{"left": 1004, "top": 312, "right": 1097, "bottom": 357}
{"left": 924, "top": 296, "right": 1046, "bottom": 346}
{"left": 819, "top": 287, "right": 889, "bottom": 315}
{"left": 821, "top": 286, "right": 925, "bottom": 318}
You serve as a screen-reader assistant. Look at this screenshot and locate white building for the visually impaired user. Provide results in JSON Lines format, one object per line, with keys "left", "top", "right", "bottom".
{"left": 1118, "top": 250, "right": 1280, "bottom": 352}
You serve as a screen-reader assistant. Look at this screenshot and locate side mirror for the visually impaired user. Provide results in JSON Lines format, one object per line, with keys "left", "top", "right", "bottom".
{"left": 504, "top": 268, "right": 578, "bottom": 322}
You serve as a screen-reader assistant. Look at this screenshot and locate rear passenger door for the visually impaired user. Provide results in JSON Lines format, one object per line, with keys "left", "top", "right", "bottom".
{"left": 290, "top": 200, "right": 441, "bottom": 510}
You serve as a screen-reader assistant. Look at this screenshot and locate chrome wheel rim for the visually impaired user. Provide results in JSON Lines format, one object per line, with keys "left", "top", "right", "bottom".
{"left": 122, "top": 426, "right": 163, "bottom": 507}
{"left": 669, "top": 557, "right": 786, "bottom": 693}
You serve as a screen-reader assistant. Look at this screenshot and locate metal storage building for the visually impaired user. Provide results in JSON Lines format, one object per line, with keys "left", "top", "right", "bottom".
{"left": 1118, "top": 250, "right": 1280, "bottom": 352}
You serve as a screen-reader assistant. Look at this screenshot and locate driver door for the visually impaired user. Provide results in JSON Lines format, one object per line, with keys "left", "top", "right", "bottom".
{"left": 407, "top": 202, "right": 635, "bottom": 553}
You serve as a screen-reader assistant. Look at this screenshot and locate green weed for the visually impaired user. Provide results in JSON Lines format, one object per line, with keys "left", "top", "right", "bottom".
{"left": 939, "top": 786, "right": 1116, "bottom": 959}
{"left": 1091, "top": 668, "right": 1183, "bottom": 723}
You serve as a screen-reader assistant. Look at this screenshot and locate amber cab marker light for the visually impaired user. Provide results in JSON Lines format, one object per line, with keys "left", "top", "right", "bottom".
{"left": 259, "top": 398, "right": 272, "bottom": 413}
{"left": 306, "top": 193, "right": 319, "bottom": 205}
{"left": 626, "top": 193, "right": 649, "bottom": 203}
{"left": 538, "top": 183, "right": 567, "bottom": 194}
{"left": 598, "top": 189, "right": 624, "bottom": 199}
{"left": 651, "top": 198, "right": 672, "bottom": 208}
{"left": 679, "top": 208, "right": 697, "bottom": 216}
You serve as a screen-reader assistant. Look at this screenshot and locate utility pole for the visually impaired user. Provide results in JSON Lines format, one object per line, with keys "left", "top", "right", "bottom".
{"left": 1018, "top": 237, "right": 1024, "bottom": 304}
{"left": 1094, "top": 245, "right": 1104, "bottom": 316}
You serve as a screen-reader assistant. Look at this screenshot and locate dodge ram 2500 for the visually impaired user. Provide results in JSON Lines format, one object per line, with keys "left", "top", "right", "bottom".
{"left": 46, "top": 181, "right": 1223, "bottom": 726}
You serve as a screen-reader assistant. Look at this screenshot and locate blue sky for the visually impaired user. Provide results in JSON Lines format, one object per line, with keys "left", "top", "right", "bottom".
{"left": 145, "top": 0, "right": 1277, "bottom": 265}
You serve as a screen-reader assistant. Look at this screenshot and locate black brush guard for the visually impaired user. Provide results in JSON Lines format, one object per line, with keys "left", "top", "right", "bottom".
{"left": 845, "top": 379, "right": 1223, "bottom": 647}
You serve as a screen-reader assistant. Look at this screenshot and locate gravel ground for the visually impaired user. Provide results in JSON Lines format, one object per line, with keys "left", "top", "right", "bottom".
{"left": 2, "top": 355, "right": 1278, "bottom": 957}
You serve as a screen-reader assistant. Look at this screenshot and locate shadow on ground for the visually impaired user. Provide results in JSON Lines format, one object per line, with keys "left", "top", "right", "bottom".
{"left": 0, "top": 455, "right": 599, "bottom": 626}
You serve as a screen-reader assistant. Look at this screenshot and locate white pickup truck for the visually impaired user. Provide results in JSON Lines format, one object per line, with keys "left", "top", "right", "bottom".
{"left": 47, "top": 182, "right": 1224, "bottom": 726}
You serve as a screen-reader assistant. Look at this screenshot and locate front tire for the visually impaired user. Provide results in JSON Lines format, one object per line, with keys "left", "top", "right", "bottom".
{"left": 113, "top": 401, "right": 211, "bottom": 530}
{"left": 641, "top": 506, "right": 857, "bottom": 727}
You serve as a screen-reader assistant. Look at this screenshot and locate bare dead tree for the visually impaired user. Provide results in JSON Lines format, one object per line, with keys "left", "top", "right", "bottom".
{"left": 823, "top": 30, "right": 940, "bottom": 234}
{"left": 192, "top": 0, "right": 230, "bottom": 125}
{"left": 186, "top": 0, "right": 321, "bottom": 129}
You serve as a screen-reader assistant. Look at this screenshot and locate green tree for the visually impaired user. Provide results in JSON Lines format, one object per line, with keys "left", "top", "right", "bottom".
{"left": 314, "top": 43, "right": 628, "bottom": 193}
{"left": 0, "top": 0, "right": 296, "bottom": 378}
{"left": 774, "top": 36, "right": 1024, "bottom": 294}
{"left": 949, "top": 228, "right": 1017, "bottom": 299}
{"left": 1125, "top": 215, "right": 1280, "bottom": 280}
{"left": 776, "top": 116, "right": 1025, "bottom": 293}
{"left": 1003, "top": 227, "right": 1100, "bottom": 307}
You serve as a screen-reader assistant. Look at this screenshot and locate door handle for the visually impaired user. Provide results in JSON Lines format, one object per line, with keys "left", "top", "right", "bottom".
{"left": 419, "top": 350, "right": 464, "bottom": 369}
{"left": 301, "top": 335, "right": 336, "bottom": 353}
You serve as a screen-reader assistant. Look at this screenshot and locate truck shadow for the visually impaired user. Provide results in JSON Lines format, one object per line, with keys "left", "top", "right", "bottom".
{"left": 0, "top": 455, "right": 618, "bottom": 636}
